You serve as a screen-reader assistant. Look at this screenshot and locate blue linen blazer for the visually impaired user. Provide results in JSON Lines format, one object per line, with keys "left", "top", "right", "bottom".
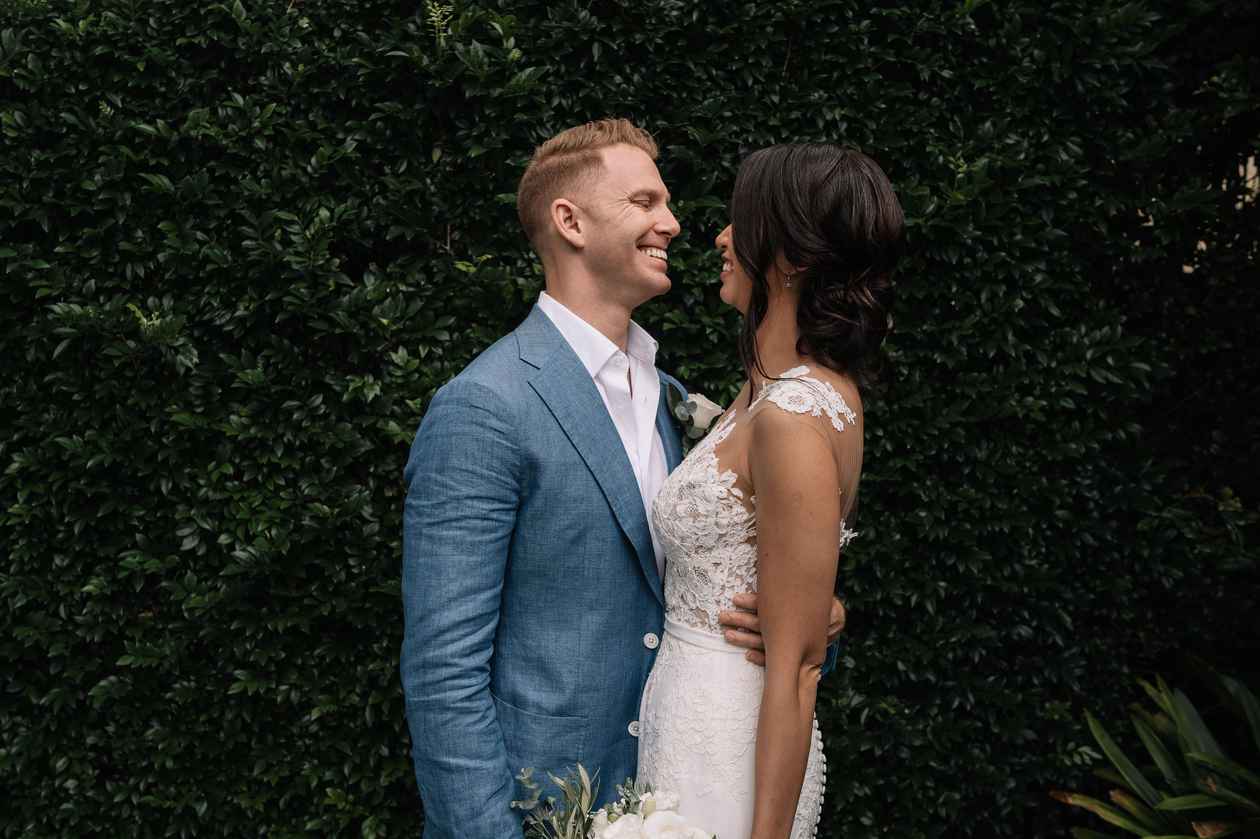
{"left": 401, "top": 306, "right": 685, "bottom": 838}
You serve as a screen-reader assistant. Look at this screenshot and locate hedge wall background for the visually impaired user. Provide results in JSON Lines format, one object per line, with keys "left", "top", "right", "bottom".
{"left": 2, "top": 0, "right": 1257, "bottom": 836}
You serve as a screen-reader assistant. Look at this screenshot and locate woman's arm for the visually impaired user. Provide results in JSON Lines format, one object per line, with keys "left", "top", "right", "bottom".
{"left": 747, "top": 407, "right": 845, "bottom": 839}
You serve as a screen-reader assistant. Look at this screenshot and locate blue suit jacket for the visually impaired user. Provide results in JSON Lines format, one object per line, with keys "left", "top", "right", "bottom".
{"left": 401, "top": 306, "right": 684, "bottom": 838}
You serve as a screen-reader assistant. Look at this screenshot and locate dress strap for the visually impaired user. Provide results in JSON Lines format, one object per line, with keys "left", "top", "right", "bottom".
{"left": 754, "top": 367, "right": 858, "bottom": 433}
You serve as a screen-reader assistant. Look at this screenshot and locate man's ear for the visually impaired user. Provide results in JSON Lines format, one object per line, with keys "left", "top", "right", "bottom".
{"left": 550, "top": 198, "right": 585, "bottom": 250}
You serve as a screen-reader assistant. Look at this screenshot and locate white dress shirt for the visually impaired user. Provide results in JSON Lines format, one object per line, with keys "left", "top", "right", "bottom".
{"left": 537, "top": 292, "right": 669, "bottom": 577}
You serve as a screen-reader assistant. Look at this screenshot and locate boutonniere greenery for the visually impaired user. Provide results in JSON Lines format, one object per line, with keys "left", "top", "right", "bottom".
{"left": 665, "top": 381, "right": 724, "bottom": 449}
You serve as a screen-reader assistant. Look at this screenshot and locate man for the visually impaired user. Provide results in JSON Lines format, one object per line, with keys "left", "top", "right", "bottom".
{"left": 400, "top": 118, "right": 844, "bottom": 838}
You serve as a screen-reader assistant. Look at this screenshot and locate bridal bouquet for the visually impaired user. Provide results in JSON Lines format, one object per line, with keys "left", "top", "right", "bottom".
{"left": 511, "top": 765, "right": 715, "bottom": 839}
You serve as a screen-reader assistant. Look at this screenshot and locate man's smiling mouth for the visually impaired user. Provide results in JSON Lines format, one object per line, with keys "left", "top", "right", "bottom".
{"left": 640, "top": 246, "right": 669, "bottom": 263}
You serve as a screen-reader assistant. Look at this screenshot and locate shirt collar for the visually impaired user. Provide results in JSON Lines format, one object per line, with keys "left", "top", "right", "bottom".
{"left": 537, "top": 292, "right": 658, "bottom": 378}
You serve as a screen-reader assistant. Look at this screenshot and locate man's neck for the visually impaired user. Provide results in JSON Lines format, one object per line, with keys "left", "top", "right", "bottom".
{"left": 544, "top": 286, "right": 633, "bottom": 352}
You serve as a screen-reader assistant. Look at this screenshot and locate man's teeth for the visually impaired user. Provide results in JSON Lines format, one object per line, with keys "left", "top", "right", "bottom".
{"left": 641, "top": 246, "right": 668, "bottom": 262}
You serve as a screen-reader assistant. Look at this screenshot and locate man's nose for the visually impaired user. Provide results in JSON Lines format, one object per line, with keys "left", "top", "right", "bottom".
{"left": 659, "top": 206, "right": 681, "bottom": 239}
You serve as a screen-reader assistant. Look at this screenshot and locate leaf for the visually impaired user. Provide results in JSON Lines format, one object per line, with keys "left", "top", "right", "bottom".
{"left": 1170, "top": 691, "right": 1227, "bottom": 760}
{"left": 1140, "top": 678, "right": 1178, "bottom": 719}
{"left": 1156, "top": 794, "right": 1228, "bottom": 812}
{"left": 1187, "top": 752, "right": 1260, "bottom": 793}
{"left": 139, "top": 172, "right": 175, "bottom": 193}
{"left": 1109, "top": 789, "right": 1178, "bottom": 835}
{"left": 1055, "top": 791, "right": 1156, "bottom": 835}
{"left": 1088, "top": 711, "right": 1163, "bottom": 807}
{"left": 1135, "top": 716, "right": 1186, "bottom": 789}
{"left": 1192, "top": 777, "right": 1260, "bottom": 816}
{"left": 1220, "top": 676, "right": 1260, "bottom": 755}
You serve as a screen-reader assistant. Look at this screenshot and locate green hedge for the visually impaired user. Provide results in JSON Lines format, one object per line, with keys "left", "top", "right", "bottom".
{"left": 1, "top": 0, "right": 1256, "bottom": 836}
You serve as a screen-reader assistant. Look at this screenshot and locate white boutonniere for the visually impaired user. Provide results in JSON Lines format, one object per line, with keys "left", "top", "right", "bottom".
{"left": 664, "top": 381, "right": 723, "bottom": 447}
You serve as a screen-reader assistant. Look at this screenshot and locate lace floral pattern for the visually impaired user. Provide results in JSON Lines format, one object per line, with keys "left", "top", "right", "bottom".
{"left": 640, "top": 366, "right": 855, "bottom": 839}
{"left": 637, "top": 629, "right": 826, "bottom": 839}
{"left": 651, "top": 367, "right": 859, "bottom": 633}
{"left": 651, "top": 410, "right": 757, "bottom": 634}
{"left": 637, "top": 631, "right": 763, "bottom": 799}
{"left": 759, "top": 365, "right": 858, "bottom": 432}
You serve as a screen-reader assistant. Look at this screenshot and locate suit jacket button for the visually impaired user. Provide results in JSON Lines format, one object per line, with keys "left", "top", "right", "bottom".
{"left": 628, "top": 720, "right": 641, "bottom": 737}
{"left": 643, "top": 632, "right": 660, "bottom": 650}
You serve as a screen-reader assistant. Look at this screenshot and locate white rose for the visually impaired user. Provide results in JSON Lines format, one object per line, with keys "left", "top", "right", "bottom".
{"left": 641, "top": 810, "right": 691, "bottom": 838}
{"left": 687, "top": 393, "right": 724, "bottom": 431}
{"left": 600, "top": 813, "right": 644, "bottom": 839}
{"left": 652, "top": 791, "right": 680, "bottom": 812}
{"left": 683, "top": 830, "right": 712, "bottom": 839}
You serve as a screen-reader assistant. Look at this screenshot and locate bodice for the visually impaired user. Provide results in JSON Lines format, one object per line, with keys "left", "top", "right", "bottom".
{"left": 650, "top": 366, "right": 859, "bottom": 634}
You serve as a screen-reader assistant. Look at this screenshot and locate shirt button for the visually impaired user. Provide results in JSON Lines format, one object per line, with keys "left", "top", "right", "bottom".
{"left": 628, "top": 720, "right": 641, "bottom": 737}
{"left": 643, "top": 632, "right": 660, "bottom": 650}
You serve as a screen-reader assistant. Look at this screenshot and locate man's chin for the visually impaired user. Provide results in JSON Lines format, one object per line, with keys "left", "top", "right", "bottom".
{"left": 645, "top": 274, "right": 672, "bottom": 300}
{"left": 629, "top": 273, "right": 671, "bottom": 304}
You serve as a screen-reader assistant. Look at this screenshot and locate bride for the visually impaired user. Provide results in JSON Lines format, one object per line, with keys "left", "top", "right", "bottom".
{"left": 638, "top": 144, "right": 904, "bottom": 839}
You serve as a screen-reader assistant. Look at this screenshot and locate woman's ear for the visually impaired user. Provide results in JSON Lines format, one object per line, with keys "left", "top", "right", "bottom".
{"left": 772, "top": 253, "right": 804, "bottom": 284}
{"left": 550, "top": 198, "right": 585, "bottom": 250}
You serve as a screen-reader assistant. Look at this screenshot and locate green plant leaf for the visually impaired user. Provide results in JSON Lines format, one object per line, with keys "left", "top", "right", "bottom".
{"left": 1187, "top": 753, "right": 1260, "bottom": 794}
{"left": 1108, "top": 788, "right": 1178, "bottom": 835}
{"left": 1135, "top": 716, "right": 1187, "bottom": 789}
{"left": 1193, "top": 778, "right": 1260, "bottom": 817}
{"left": 1055, "top": 792, "right": 1157, "bottom": 835}
{"left": 1170, "top": 690, "right": 1227, "bottom": 760}
{"left": 1221, "top": 675, "right": 1260, "bottom": 756}
{"left": 1156, "top": 794, "right": 1228, "bottom": 812}
{"left": 1139, "top": 678, "right": 1177, "bottom": 719}
{"left": 1088, "top": 711, "right": 1164, "bottom": 807}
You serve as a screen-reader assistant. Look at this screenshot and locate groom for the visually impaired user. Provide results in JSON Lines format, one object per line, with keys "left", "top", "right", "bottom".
{"left": 400, "top": 119, "right": 844, "bottom": 838}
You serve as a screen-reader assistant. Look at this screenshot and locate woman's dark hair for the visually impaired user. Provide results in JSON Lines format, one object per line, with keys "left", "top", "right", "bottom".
{"left": 731, "top": 143, "right": 905, "bottom": 391}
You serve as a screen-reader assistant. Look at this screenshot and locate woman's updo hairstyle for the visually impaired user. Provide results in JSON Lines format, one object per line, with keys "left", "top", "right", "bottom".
{"left": 731, "top": 143, "right": 904, "bottom": 389}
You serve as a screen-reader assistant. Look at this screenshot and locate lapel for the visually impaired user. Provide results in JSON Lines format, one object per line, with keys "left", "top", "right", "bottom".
{"left": 518, "top": 307, "right": 664, "bottom": 606}
{"left": 655, "top": 372, "right": 684, "bottom": 474}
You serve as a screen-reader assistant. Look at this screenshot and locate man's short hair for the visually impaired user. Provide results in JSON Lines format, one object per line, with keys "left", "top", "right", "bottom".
{"left": 516, "top": 118, "right": 659, "bottom": 250}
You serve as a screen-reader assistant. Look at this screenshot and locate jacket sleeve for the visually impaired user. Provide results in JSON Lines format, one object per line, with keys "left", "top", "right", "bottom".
{"left": 400, "top": 378, "right": 525, "bottom": 839}
{"left": 820, "top": 640, "right": 840, "bottom": 677}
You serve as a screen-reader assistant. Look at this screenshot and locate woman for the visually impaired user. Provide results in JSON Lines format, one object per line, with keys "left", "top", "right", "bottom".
{"left": 637, "top": 144, "right": 904, "bottom": 838}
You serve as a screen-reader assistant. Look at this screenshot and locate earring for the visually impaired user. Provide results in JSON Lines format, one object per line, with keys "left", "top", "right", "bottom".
{"left": 784, "top": 272, "right": 796, "bottom": 289}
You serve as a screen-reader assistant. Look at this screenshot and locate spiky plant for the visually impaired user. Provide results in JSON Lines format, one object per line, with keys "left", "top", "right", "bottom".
{"left": 1053, "top": 672, "right": 1260, "bottom": 838}
{"left": 510, "top": 764, "right": 599, "bottom": 839}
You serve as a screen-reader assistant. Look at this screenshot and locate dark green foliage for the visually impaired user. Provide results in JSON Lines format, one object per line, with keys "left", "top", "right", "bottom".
{"left": 1, "top": 0, "right": 1256, "bottom": 836}
{"left": 1054, "top": 672, "right": 1260, "bottom": 837}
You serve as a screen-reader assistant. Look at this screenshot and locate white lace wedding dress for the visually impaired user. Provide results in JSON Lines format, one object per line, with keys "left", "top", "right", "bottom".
{"left": 638, "top": 367, "right": 859, "bottom": 839}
